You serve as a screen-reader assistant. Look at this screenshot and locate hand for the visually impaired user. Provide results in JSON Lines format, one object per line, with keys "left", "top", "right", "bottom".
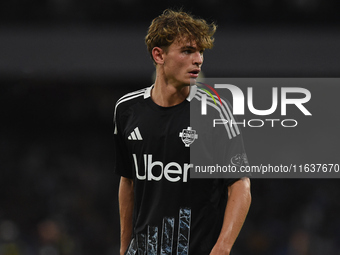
{"left": 209, "top": 242, "right": 231, "bottom": 255}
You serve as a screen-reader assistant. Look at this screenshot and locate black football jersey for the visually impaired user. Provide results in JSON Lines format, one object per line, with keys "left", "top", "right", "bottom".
{"left": 113, "top": 85, "right": 248, "bottom": 255}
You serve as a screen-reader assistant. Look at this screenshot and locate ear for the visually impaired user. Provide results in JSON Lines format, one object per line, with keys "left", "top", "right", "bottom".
{"left": 152, "top": 47, "right": 165, "bottom": 65}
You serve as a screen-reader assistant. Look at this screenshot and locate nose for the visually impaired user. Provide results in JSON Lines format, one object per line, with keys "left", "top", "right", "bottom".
{"left": 193, "top": 51, "right": 203, "bottom": 66}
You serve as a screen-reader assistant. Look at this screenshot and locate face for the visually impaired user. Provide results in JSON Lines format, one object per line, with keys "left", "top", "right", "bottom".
{"left": 161, "top": 39, "right": 204, "bottom": 87}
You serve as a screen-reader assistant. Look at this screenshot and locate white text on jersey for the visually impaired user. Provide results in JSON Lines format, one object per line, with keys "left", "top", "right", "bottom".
{"left": 133, "top": 154, "right": 192, "bottom": 182}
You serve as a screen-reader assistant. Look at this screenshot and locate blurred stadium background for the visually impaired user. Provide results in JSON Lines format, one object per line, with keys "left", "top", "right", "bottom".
{"left": 1, "top": 1, "right": 340, "bottom": 254}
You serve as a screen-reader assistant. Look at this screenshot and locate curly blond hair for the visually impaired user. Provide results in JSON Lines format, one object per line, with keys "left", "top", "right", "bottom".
{"left": 145, "top": 9, "right": 217, "bottom": 63}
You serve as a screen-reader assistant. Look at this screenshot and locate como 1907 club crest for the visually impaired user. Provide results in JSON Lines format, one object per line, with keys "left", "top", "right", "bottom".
{"left": 179, "top": 127, "right": 198, "bottom": 147}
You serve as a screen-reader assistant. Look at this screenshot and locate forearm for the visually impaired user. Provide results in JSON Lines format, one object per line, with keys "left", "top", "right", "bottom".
{"left": 211, "top": 177, "right": 251, "bottom": 255}
{"left": 119, "top": 177, "right": 134, "bottom": 255}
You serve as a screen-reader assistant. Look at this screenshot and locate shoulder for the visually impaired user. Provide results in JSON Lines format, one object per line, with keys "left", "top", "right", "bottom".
{"left": 192, "top": 86, "right": 234, "bottom": 117}
{"left": 114, "top": 86, "right": 152, "bottom": 116}
{"left": 113, "top": 86, "right": 151, "bottom": 134}
{"left": 191, "top": 86, "right": 241, "bottom": 138}
{"left": 115, "top": 87, "right": 149, "bottom": 110}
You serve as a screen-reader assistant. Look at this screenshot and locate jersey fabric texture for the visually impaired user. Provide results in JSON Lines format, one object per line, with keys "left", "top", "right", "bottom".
{"left": 113, "top": 85, "right": 248, "bottom": 255}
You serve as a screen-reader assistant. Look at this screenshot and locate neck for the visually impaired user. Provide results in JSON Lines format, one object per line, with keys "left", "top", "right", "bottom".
{"left": 151, "top": 76, "right": 190, "bottom": 107}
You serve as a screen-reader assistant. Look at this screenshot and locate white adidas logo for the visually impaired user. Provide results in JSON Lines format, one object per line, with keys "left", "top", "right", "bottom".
{"left": 128, "top": 127, "right": 143, "bottom": 140}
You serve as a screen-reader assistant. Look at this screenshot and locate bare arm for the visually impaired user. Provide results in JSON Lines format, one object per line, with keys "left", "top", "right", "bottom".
{"left": 210, "top": 177, "right": 251, "bottom": 255}
{"left": 119, "top": 176, "right": 134, "bottom": 255}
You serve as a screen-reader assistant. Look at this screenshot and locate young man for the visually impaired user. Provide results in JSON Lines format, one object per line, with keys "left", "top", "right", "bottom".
{"left": 114, "top": 9, "right": 251, "bottom": 255}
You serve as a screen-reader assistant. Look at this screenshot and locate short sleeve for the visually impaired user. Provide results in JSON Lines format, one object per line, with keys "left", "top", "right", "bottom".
{"left": 113, "top": 105, "right": 133, "bottom": 179}
{"left": 225, "top": 131, "right": 250, "bottom": 186}
{"left": 213, "top": 98, "right": 250, "bottom": 186}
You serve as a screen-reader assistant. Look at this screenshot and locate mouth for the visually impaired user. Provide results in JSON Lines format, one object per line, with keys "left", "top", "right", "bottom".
{"left": 188, "top": 69, "right": 200, "bottom": 78}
